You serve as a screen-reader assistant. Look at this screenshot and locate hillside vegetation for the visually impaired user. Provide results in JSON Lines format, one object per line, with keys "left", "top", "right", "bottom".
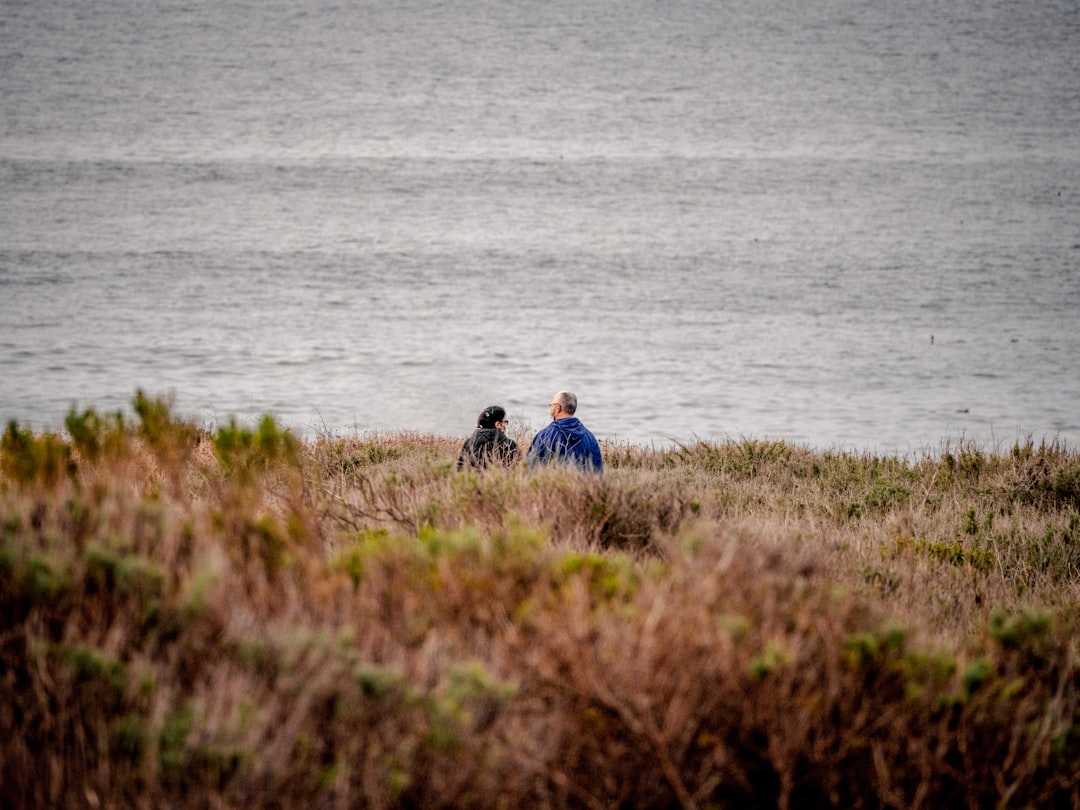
{"left": 2, "top": 393, "right": 1078, "bottom": 808}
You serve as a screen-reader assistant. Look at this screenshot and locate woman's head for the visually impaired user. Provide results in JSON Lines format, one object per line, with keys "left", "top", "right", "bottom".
{"left": 478, "top": 405, "right": 507, "bottom": 429}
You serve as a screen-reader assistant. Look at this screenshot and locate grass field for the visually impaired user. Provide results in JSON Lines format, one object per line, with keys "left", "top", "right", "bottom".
{"left": 2, "top": 393, "right": 1078, "bottom": 808}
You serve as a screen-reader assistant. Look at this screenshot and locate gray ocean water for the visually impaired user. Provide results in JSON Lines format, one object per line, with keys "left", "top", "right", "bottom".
{"left": 2, "top": 0, "right": 1079, "bottom": 454}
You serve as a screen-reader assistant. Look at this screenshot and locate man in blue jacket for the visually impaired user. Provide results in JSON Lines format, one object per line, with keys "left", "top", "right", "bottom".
{"left": 527, "top": 391, "right": 603, "bottom": 473}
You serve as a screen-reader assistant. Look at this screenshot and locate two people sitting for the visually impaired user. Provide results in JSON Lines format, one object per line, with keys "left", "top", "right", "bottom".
{"left": 456, "top": 390, "right": 603, "bottom": 473}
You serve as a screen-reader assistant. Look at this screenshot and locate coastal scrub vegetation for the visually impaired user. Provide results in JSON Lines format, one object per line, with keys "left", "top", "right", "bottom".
{"left": 1, "top": 394, "right": 1078, "bottom": 808}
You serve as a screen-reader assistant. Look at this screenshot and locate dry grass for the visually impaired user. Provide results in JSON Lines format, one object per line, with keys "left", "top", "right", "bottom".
{"left": 1, "top": 396, "right": 1078, "bottom": 808}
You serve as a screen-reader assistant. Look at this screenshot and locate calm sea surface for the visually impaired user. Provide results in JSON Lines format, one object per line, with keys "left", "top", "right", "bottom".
{"left": 2, "top": 0, "right": 1079, "bottom": 454}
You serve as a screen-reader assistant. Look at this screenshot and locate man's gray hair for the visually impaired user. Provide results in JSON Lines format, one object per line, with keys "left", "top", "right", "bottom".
{"left": 556, "top": 391, "right": 578, "bottom": 415}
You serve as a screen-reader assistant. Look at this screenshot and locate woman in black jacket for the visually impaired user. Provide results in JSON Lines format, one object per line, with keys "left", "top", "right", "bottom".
{"left": 456, "top": 405, "right": 520, "bottom": 470}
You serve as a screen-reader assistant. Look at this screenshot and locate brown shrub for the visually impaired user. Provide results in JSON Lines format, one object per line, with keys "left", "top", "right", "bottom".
{"left": 1, "top": 399, "right": 1077, "bottom": 808}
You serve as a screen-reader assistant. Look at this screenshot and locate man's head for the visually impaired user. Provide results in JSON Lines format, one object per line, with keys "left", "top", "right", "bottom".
{"left": 549, "top": 391, "right": 577, "bottom": 420}
{"left": 478, "top": 405, "right": 508, "bottom": 430}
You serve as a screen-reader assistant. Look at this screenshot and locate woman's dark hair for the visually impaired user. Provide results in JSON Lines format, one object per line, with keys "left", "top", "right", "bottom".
{"left": 477, "top": 405, "right": 507, "bottom": 429}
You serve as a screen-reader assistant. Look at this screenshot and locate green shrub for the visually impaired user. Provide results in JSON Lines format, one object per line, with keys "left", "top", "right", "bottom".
{"left": 1, "top": 421, "right": 75, "bottom": 487}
